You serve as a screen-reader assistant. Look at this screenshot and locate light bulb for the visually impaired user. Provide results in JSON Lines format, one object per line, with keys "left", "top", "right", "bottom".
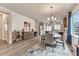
{"left": 54, "top": 18, "right": 56, "bottom": 20}
{"left": 51, "top": 16, "right": 54, "bottom": 19}
{"left": 47, "top": 17, "right": 50, "bottom": 21}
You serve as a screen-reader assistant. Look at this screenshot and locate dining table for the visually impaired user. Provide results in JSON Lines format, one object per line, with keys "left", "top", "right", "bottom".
{"left": 41, "top": 33, "right": 62, "bottom": 44}
{"left": 53, "top": 33, "right": 62, "bottom": 40}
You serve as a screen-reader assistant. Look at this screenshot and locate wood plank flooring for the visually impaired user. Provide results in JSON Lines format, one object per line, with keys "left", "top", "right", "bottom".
{"left": 0, "top": 37, "right": 40, "bottom": 56}
{"left": 0, "top": 36, "right": 73, "bottom": 56}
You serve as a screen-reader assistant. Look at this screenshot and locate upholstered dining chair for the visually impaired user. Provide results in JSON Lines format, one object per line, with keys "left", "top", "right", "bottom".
{"left": 56, "top": 31, "right": 66, "bottom": 49}
{"left": 44, "top": 33, "right": 55, "bottom": 52}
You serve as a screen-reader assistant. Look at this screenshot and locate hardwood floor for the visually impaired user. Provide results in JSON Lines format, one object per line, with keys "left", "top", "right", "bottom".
{"left": 0, "top": 36, "right": 73, "bottom": 56}
{"left": 0, "top": 37, "right": 40, "bottom": 56}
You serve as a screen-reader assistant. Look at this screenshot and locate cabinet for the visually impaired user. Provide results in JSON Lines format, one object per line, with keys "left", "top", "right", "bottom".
{"left": 23, "top": 32, "right": 34, "bottom": 40}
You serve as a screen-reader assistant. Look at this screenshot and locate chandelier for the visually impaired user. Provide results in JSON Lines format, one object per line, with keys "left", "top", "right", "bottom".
{"left": 47, "top": 6, "right": 56, "bottom": 24}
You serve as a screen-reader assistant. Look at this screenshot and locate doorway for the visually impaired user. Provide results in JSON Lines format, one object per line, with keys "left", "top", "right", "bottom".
{"left": 0, "top": 12, "right": 9, "bottom": 43}
{"left": 0, "top": 14, "right": 3, "bottom": 40}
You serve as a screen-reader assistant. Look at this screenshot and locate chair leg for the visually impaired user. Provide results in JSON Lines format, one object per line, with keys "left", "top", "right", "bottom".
{"left": 41, "top": 40, "right": 42, "bottom": 44}
{"left": 63, "top": 43, "right": 65, "bottom": 49}
{"left": 52, "top": 47, "right": 53, "bottom": 52}
{"left": 44, "top": 44, "right": 46, "bottom": 50}
{"left": 52, "top": 45, "right": 54, "bottom": 52}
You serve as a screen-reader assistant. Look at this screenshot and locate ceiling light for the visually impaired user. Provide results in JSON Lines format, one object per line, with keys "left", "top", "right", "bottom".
{"left": 47, "top": 17, "right": 50, "bottom": 21}
{"left": 51, "top": 16, "right": 54, "bottom": 19}
{"left": 47, "top": 6, "right": 56, "bottom": 24}
{"left": 54, "top": 18, "right": 56, "bottom": 20}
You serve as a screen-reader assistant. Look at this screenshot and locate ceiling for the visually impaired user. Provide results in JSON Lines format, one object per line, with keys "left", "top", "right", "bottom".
{"left": 0, "top": 3, "right": 75, "bottom": 22}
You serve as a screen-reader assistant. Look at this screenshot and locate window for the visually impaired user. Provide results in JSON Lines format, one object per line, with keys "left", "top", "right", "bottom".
{"left": 71, "top": 11, "right": 79, "bottom": 35}
{"left": 47, "top": 25, "right": 52, "bottom": 31}
{"left": 54, "top": 24, "right": 61, "bottom": 30}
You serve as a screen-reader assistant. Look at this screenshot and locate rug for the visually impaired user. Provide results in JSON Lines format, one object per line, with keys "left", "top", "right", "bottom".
{"left": 26, "top": 43, "right": 72, "bottom": 56}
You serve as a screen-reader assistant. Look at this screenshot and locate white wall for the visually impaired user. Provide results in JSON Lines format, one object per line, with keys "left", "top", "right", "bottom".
{"left": 0, "top": 5, "right": 37, "bottom": 44}
{"left": 0, "top": 5, "right": 11, "bottom": 13}
{"left": 11, "top": 12, "right": 36, "bottom": 31}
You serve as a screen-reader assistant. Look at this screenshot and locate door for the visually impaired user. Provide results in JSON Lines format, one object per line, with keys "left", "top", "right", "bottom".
{"left": 4, "top": 14, "right": 9, "bottom": 41}
{"left": 0, "top": 14, "right": 3, "bottom": 40}
{"left": 0, "top": 13, "right": 9, "bottom": 41}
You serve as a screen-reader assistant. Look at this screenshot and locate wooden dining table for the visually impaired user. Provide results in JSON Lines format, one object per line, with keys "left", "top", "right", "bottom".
{"left": 41, "top": 33, "right": 62, "bottom": 44}
{"left": 53, "top": 33, "right": 62, "bottom": 40}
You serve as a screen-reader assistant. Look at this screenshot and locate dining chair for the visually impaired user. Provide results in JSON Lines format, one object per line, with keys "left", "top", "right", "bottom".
{"left": 44, "top": 33, "right": 55, "bottom": 52}
{"left": 56, "top": 32, "right": 66, "bottom": 49}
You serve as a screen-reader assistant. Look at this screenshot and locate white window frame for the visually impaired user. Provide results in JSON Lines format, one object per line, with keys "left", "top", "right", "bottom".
{"left": 54, "top": 24, "right": 61, "bottom": 30}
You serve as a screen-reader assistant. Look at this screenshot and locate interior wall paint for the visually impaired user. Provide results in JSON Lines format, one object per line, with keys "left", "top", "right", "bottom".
{"left": 0, "top": 5, "right": 10, "bottom": 13}
{"left": 0, "top": 5, "right": 37, "bottom": 32}
{"left": 0, "top": 5, "right": 37, "bottom": 44}
{"left": 11, "top": 11, "right": 36, "bottom": 31}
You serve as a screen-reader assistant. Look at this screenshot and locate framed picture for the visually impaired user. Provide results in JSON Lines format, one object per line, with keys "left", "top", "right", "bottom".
{"left": 24, "top": 21, "right": 31, "bottom": 31}
{"left": 24, "top": 22, "right": 28, "bottom": 27}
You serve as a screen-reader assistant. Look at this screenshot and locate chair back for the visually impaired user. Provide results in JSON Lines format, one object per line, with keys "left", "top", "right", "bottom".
{"left": 63, "top": 31, "right": 67, "bottom": 41}
{"left": 45, "top": 33, "right": 54, "bottom": 45}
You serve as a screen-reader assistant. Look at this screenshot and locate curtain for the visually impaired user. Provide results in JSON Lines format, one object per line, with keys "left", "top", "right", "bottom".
{"left": 67, "top": 11, "right": 72, "bottom": 44}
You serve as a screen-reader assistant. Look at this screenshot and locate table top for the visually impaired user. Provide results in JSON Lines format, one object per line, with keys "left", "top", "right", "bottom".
{"left": 53, "top": 33, "right": 62, "bottom": 38}
{"left": 41, "top": 33, "right": 62, "bottom": 38}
